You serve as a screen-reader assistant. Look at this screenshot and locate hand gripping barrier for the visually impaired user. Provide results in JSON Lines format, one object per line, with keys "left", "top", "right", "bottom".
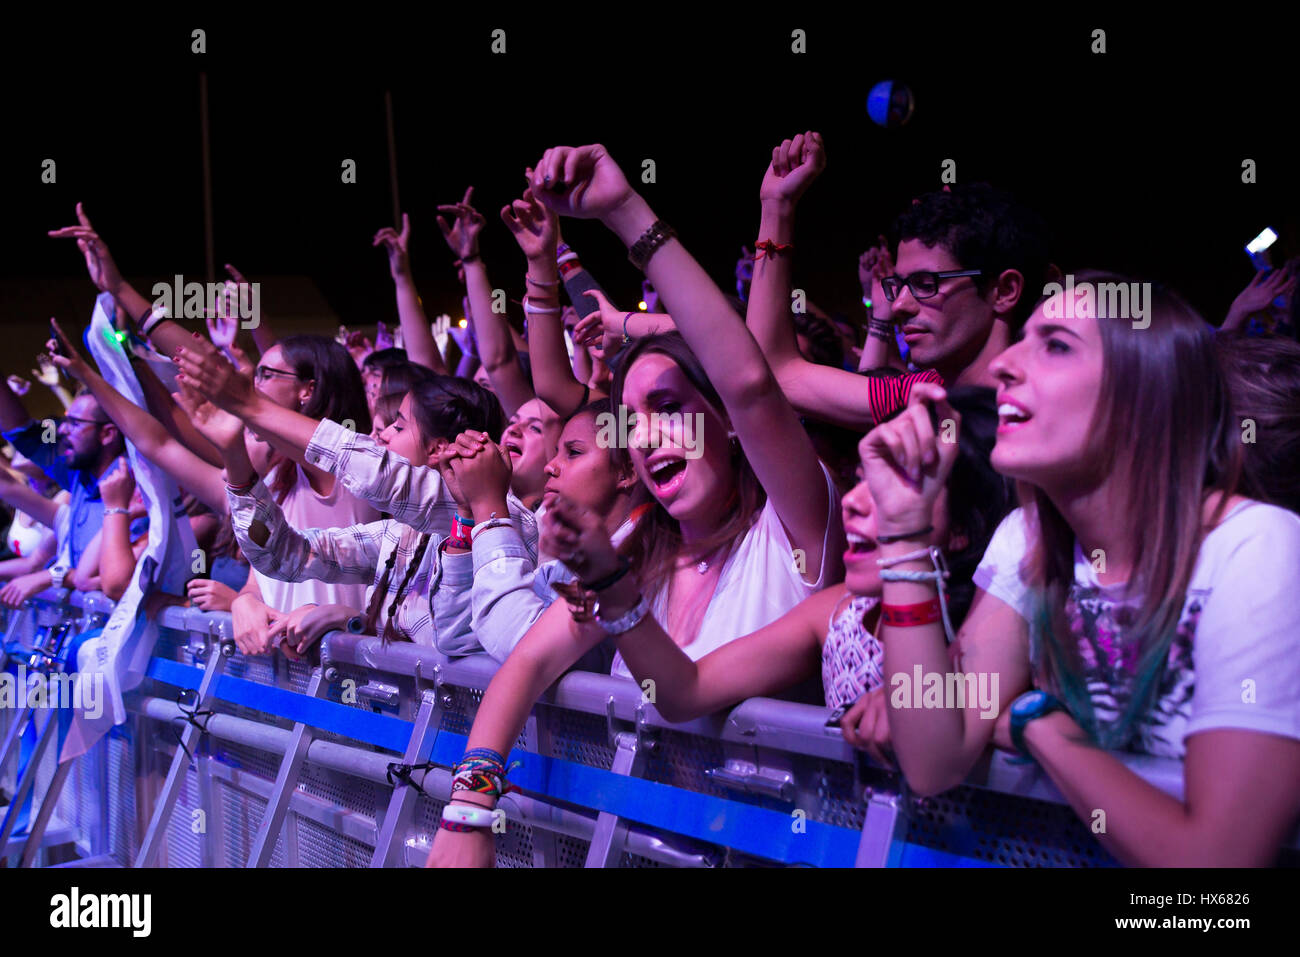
{"left": 4, "top": 590, "right": 1300, "bottom": 868}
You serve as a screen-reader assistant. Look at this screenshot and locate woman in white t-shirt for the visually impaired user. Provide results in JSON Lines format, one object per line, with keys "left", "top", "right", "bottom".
{"left": 427, "top": 139, "right": 844, "bottom": 867}
{"left": 864, "top": 270, "right": 1300, "bottom": 866}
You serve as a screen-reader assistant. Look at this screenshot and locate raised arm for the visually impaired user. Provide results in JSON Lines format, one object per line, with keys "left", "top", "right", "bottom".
{"left": 94, "top": 458, "right": 146, "bottom": 601}
{"left": 860, "top": 385, "right": 1031, "bottom": 793}
{"left": 373, "top": 214, "right": 448, "bottom": 374}
{"left": 47, "top": 320, "right": 229, "bottom": 514}
{"left": 501, "top": 188, "right": 590, "bottom": 417}
{"left": 223, "top": 264, "right": 279, "bottom": 356}
{"left": 531, "top": 140, "right": 833, "bottom": 578}
{"left": 437, "top": 189, "right": 533, "bottom": 416}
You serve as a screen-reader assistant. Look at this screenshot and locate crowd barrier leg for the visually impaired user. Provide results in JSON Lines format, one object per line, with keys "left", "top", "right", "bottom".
{"left": 371, "top": 687, "right": 438, "bottom": 868}
{"left": 247, "top": 666, "right": 329, "bottom": 867}
{"left": 583, "top": 700, "right": 653, "bottom": 868}
{"left": 135, "top": 636, "right": 234, "bottom": 868}
{"left": 855, "top": 789, "right": 909, "bottom": 867}
{"left": 0, "top": 708, "right": 58, "bottom": 858}
{"left": 18, "top": 759, "right": 74, "bottom": 867}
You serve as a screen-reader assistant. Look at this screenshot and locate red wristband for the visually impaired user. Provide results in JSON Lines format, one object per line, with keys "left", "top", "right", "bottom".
{"left": 881, "top": 600, "right": 942, "bottom": 627}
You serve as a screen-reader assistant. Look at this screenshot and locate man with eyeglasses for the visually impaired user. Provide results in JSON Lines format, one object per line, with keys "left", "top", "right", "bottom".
{"left": 0, "top": 379, "right": 126, "bottom": 593}
{"left": 757, "top": 181, "right": 1053, "bottom": 431}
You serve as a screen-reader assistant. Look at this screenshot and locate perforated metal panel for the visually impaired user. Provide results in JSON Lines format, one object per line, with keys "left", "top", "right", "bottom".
{"left": 216, "top": 780, "right": 286, "bottom": 867}
{"left": 297, "top": 817, "right": 371, "bottom": 867}
{"left": 902, "top": 784, "right": 1119, "bottom": 867}
{"left": 164, "top": 762, "right": 204, "bottom": 867}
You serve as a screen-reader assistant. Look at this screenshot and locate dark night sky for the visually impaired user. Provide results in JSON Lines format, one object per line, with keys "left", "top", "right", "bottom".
{"left": 1, "top": 12, "right": 1295, "bottom": 366}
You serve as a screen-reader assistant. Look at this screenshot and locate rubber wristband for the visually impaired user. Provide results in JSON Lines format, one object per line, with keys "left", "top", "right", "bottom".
{"left": 881, "top": 600, "right": 942, "bottom": 627}
{"left": 582, "top": 556, "right": 632, "bottom": 592}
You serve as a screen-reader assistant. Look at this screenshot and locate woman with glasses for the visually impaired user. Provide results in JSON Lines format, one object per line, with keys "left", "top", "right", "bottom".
{"left": 46, "top": 324, "right": 380, "bottom": 653}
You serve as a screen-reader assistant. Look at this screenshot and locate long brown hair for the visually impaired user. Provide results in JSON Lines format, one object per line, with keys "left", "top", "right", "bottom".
{"left": 1025, "top": 272, "right": 1244, "bottom": 746}
{"left": 1215, "top": 334, "right": 1300, "bottom": 515}
{"left": 610, "top": 333, "right": 766, "bottom": 598}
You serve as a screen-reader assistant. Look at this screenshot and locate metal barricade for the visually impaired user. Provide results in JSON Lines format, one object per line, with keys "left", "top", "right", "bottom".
{"left": 4, "top": 592, "right": 1299, "bottom": 868}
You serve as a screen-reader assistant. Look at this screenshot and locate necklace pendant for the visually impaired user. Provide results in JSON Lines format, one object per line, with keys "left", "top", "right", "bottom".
{"left": 697, "top": 560, "right": 709, "bottom": 574}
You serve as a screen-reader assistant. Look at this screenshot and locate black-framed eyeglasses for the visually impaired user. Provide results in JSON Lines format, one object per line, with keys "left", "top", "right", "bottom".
{"left": 880, "top": 269, "right": 983, "bottom": 302}
{"left": 58, "top": 414, "right": 109, "bottom": 432}
{"left": 254, "top": 365, "right": 305, "bottom": 383}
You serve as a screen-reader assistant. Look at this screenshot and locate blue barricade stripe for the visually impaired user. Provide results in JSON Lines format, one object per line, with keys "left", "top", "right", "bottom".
{"left": 146, "top": 658, "right": 411, "bottom": 752}
{"left": 146, "top": 656, "right": 864, "bottom": 867}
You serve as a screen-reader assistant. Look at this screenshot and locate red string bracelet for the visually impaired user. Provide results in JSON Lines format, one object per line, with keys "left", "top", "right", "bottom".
{"left": 754, "top": 240, "right": 794, "bottom": 259}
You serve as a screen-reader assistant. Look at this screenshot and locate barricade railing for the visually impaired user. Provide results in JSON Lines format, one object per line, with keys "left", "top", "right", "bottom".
{"left": 3, "top": 589, "right": 1298, "bottom": 868}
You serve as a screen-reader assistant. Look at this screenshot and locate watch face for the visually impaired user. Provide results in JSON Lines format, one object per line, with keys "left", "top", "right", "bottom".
{"left": 1012, "top": 690, "right": 1048, "bottom": 717}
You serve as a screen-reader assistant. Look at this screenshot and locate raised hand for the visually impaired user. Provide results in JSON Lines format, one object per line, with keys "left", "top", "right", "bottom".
{"left": 448, "top": 432, "right": 513, "bottom": 515}
{"left": 46, "top": 318, "right": 92, "bottom": 382}
{"left": 501, "top": 185, "right": 559, "bottom": 261}
{"left": 758, "top": 131, "right": 826, "bottom": 208}
{"left": 542, "top": 494, "right": 621, "bottom": 585}
{"left": 344, "top": 329, "right": 373, "bottom": 367}
{"left": 528, "top": 145, "right": 636, "bottom": 221}
{"left": 860, "top": 235, "right": 894, "bottom": 321}
{"left": 1224, "top": 266, "right": 1299, "bottom": 330}
{"left": 859, "top": 383, "right": 960, "bottom": 538}
{"left": 47, "top": 203, "right": 125, "bottom": 294}
{"left": 7, "top": 375, "right": 30, "bottom": 396}
{"left": 33, "top": 352, "right": 64, "bottom": 387}
{"left": 172, "top": 378, "right": 246, "bottom": 454}
{"left": 572, "top": 289, "right": 623, "bottom": 346}
{"left": 205, "top": 285, "right": 240, "bottom": 349}
{"left": 173, "top": 337, "right": 257, "bottom": 415}
{"left": 435, "top": 188, "right": 485, "bottom": 261}
{"left": 98, "top": 456, "right": 135, "bottom": 510}
{"left": 373, "top": 213, "right": 413, "bottom": 280}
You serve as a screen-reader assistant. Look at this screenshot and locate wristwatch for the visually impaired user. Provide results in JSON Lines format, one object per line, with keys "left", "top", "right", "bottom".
{"left": 1009, "top": 689, "right": 1066, "bottom": 759}
{"left": 49, "top": 563, "right": 71, "bottom": 590}
{"left": 593, "top": 594, "right": 650, "bottom": 635}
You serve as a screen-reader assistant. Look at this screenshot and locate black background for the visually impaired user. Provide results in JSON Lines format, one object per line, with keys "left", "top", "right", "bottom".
{"left": 0, "top": 11, "right": 1294, "bottom": 384}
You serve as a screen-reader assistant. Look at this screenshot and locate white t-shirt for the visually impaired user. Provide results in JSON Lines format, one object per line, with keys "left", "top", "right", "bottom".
{"left": 974, "top": 501, "right": 1300, "bottom": 758}
{"left": 254, "top": 466, "right": 381, "bottom": 613}
{"left": 611, "top": 463, "right": 841, "bottom": 678}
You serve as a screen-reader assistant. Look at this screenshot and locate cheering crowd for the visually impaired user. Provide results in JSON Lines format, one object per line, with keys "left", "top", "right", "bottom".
{"left": 3, "top": 133, "right": 1299, "bottom": 867}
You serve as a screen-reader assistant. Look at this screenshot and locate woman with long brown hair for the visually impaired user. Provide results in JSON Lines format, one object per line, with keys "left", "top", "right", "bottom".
{"left": 425, "top": 139, "right": 844, "bottom": 867}
{"left": 866, "top": 271, "right": 1300, "bottom": 865}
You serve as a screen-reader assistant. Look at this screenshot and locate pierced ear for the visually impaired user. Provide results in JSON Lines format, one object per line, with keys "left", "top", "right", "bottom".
{"left": 615, "top": 469, "right": 640, "bottom": 493}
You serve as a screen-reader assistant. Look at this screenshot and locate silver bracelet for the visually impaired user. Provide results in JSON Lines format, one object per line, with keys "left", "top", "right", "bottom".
{"left": 103, "top": 507, "right": 130, "bottom": 517}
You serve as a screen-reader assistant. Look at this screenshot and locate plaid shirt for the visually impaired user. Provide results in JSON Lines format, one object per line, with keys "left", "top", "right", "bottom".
{"left": 228, "top": 476, "right": 536, "bottom": 654}
{"left": 304, "top": 418, "right": 537, "bottom": 546}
